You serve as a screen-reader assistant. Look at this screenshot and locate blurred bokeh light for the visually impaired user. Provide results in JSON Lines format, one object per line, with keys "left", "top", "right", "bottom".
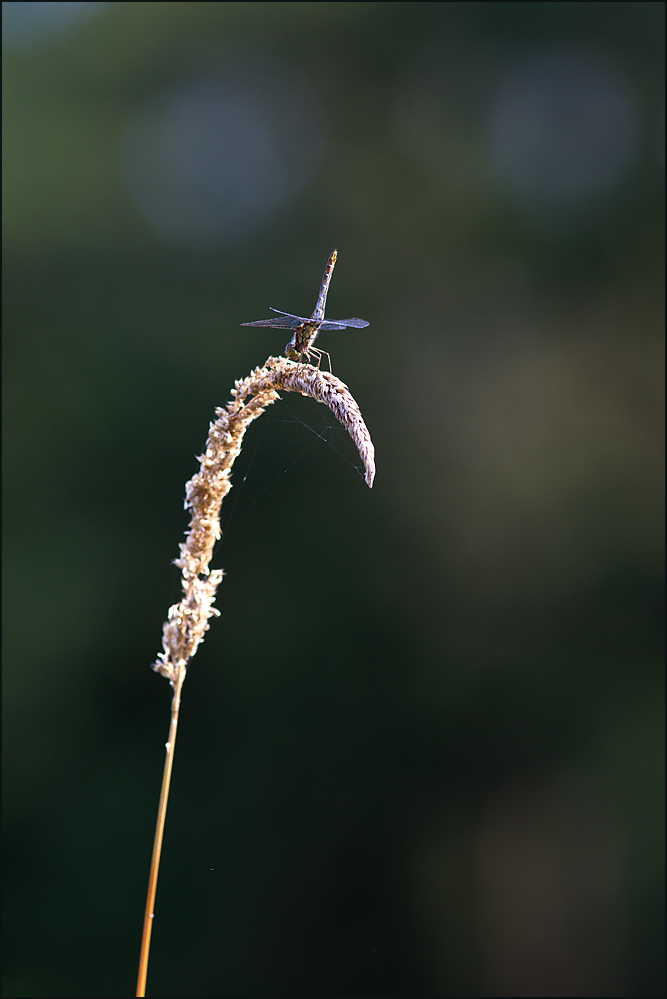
{"left": 2, "top": 1, "right": 109, "bottom": 48}
{"left": 487, "top": 47, "right": 640, "bottom": 222}
{"left": 3, "top": 3, "right": 664, "bottom": 998}
{"left": 124, "top": 59, "right": 327, "bottom": 247}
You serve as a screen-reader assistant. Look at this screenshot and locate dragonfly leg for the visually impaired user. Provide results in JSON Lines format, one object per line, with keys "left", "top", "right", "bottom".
{"left": 308, "top": 347, "right": 332, "bottom": 373}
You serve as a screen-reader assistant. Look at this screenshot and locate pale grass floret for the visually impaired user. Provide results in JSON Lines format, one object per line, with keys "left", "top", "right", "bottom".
{"left": 154, "top": 356, "right": 375, "bottom": 682}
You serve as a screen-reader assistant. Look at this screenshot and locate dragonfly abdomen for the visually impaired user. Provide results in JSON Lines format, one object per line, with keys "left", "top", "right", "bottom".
{"left": 311, "top": 249, "right": 337, "bottom": 321}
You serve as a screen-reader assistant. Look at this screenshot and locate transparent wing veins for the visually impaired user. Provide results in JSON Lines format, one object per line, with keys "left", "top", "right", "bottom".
{"left": 324, "top": 318, "right": 369, "bottom": 328}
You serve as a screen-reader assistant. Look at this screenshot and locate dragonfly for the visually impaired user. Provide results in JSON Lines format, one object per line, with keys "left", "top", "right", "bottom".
{"left": 241, "top": 249, "right": 369, "bottom": 369}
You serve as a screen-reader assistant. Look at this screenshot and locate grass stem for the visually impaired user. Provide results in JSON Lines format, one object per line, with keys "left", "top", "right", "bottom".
{"left": 136, "top": 665, "right": 186, "bottom": 997}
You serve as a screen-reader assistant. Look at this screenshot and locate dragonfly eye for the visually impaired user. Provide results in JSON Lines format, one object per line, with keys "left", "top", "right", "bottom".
{"left": 285, "top": 343, "right": 300, "bottom": 360}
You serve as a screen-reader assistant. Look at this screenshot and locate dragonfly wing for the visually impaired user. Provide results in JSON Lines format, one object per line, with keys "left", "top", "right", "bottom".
{"left": 325, "top": 318, "right": 370, "bottom": 328}
{"left": 318, "top": 322, "right": 347, "bottom": 331}
{"left": 241, "top": 317, "right": 304, "bottom": 329}
{"left": 269, "top": 309, "right": 312, "bottom": 322}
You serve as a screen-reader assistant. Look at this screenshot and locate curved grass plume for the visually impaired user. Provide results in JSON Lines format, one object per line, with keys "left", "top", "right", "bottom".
{"left": 137, "top": 355, "right": 374, "bottom": 996}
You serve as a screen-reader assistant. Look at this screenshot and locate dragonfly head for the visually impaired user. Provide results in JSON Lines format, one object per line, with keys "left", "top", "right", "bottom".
{"left": 285, "top": 340, "right": 300, "bottom": 361}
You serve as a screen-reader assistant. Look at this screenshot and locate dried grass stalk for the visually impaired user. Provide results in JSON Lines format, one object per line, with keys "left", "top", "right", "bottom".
{"left": 137, "top": 356, "right": 374, "bottom": 996}
{"left": 153, "top": 355, "right": 375, "bottom": 683}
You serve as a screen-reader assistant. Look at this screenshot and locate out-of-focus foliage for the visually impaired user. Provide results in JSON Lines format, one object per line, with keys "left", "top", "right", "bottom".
{"left": 3, "top": 3, "right": 663, "bottom": 996}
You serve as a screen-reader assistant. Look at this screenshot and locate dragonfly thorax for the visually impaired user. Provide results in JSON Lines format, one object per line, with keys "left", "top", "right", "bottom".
{"left": 285, "top": 321, "right": 321, "bottom": 361}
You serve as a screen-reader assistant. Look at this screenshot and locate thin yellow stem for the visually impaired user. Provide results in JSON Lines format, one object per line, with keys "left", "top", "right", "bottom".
{"left": 136, "top": 665, "right": 186, "bottom": 997}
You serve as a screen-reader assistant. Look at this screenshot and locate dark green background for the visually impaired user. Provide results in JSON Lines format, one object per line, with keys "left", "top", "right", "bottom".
{"left": 3, "top": 3, "right": 664, "bottom": 996}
